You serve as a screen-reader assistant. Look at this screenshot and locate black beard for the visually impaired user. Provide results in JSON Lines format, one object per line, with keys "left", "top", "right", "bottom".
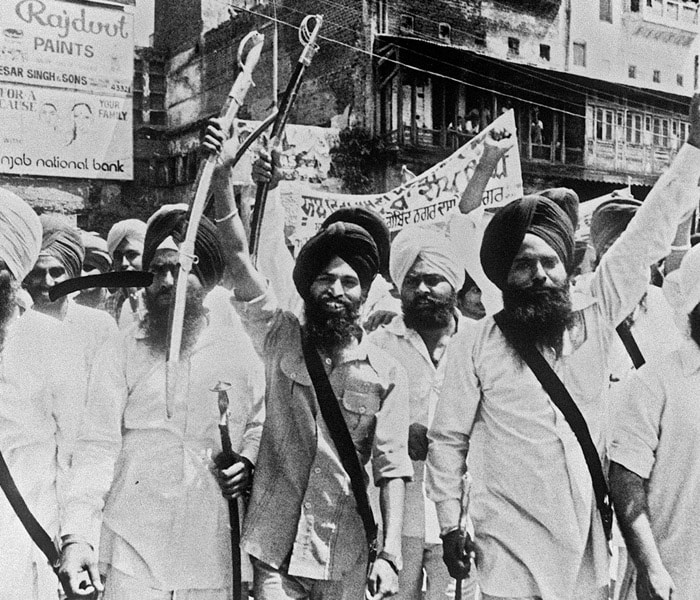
{"left": 689, "top": 305, "right": 700, "bottom": 348}
{"left": 143, "top": 287, "right": 206, "bottom": 355}
{"left": 304, "top": 294, "right": 362, "bottom": 354}
{"left": 501, "top": 283, "right": 574, "bottom": 357}
{"left": 0, "top": 271, "right": 17, "bottom": 351}
{"left": 402, "top": 291, "right": 457, "bottom": 331}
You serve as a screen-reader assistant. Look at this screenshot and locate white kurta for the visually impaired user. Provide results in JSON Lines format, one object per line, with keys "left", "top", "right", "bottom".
{"left": 427, "top": 143, "right": 700, "bottom": 599}
{"left": 0, "top": 309, "right": 86, "bottom": 600}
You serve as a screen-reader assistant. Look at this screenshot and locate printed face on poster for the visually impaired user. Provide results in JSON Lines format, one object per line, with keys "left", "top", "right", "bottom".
{"left": 0, "top": 0, "right": 134, "bottom": 180}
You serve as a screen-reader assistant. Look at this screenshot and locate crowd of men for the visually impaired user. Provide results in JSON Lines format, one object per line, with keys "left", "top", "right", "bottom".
{"left": 1, "top": 95, "right": 700, "bottom": 600}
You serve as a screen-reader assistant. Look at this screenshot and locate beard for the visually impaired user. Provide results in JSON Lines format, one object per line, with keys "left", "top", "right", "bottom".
{"left": 402, "top": 291, "right": 457, "bottom": 331}
{"left": 689, "top": 306, "right": 700, "bottom": 348}
{"left": 501, "top": 282, "right": 574, "bottom": 357}
{"left": 304, "top": 294, "right": 363, "bottom": 355}
{"left": 0, "top": 271, "right": 18, "bottom": 351}
{"left": 143, "top": 286, "right": 206, "bottom": 355}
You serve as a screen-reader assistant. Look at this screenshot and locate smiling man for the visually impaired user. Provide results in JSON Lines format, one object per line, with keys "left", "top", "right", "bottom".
{"left": 426, "top": 95, "right": 700, "bottom": 600}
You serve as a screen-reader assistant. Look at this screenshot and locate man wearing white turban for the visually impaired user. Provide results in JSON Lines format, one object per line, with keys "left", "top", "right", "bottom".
{"left": 369, "top": 225, "right": 476, "bottom": 600}
{"left": 609, "top": 244, "right": 700, "bottom": 600}
{"left": 0, "top": 189, "right": 86, "bottom": 599}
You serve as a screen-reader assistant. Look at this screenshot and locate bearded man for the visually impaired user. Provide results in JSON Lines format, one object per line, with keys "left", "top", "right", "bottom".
{"left": 368, "top": 226, "right": 477, "bottom": 600}
{"left": 58, "top": 206, "right": 265, "bottom": 600}
{"left": 426, "top": 94, "right": 700, "bottom": 600}
{"left": 23, "top": 216, "right": 117, "bottom": 372}
{"left": 207, "top": 133, "right": 413, "bottom": 600}
{"left": 0, "top": 190, "right": 86, "bottom": 599}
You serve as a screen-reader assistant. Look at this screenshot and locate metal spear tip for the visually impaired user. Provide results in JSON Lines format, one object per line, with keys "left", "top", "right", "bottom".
{"left": 211, "top": 380, "right": 233, "bottom": 414}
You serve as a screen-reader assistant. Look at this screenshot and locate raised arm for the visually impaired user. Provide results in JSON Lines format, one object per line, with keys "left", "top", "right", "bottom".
{"left": 203, "top": 119, "right": 267, "bottom": 302}
{"left": 458, "top": 128, "right": 514, "bottom": 215}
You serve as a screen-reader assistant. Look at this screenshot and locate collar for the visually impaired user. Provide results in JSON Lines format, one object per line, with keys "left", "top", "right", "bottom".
{"left": 679, "top": 338, "right": 700, "bottom": 377}
{"left": 384, "top": 309, "right": 464, "bottom": 338}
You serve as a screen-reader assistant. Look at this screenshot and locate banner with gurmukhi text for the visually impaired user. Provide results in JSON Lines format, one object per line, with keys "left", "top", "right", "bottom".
{"left": 0, "top": 0, "right": 134, "bottom": 179}
{"left": 279, "top": 110, "right": 522, "bottom": 251}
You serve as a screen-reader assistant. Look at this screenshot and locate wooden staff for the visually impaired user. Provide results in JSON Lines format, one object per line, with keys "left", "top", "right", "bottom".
{"left": 248, "top": 14, "right": 323, "bottom": 264}
{"left": 455, "top": 473, "right": 472, "bottom": 600}
{"left": 165, "top": 31, "right": 264, "bottom": 416}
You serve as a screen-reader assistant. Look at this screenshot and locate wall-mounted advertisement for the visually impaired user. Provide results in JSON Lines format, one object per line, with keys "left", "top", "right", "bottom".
{"left": 0, "top": 0, "right": 134, "bottom": 180}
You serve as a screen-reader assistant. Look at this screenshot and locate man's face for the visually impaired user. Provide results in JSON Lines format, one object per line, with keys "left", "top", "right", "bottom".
{"left": 144, "top": 249, "right": 202, "bottom": 310}
{"left": 0, "top": 260, "right": 17, "bottom": 349}
{"left": 23, "top": 255, "right": 68, "bottom": 310}
{"left": 400, "top": 257, "right": 456, "bottom": 330}
{"left": 506, "top": 233, "right": 567, "bottom": 290}
{"left": 72, "top": 104, "right": 93, "bottom": 134}
{"left": 308, "top": 256, "right": 363, "bottom": 313}
{"left": 113, "top": 237, "right": 143, "bottom": 272}
{"left": 458, "top": 285, "right": 485, "bottom": 321}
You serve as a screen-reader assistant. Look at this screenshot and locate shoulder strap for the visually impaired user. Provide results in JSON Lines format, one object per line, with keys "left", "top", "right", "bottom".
{"left": 0, "top": 449, "right": 60, "bottom": 573}
{"left": 615, "top": 321, "right": 645, "bottom": 369}
{"left": 493, "top": 311, "right": 613, "bottom": 540}
{"left": 300, "top": 329, "right": 378, "bottom": 556}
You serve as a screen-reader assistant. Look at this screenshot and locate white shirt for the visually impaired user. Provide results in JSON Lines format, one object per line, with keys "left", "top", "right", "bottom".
{"left": 427, "top": 144, "right": 700, "bottom": 599}
{"left": 610, "top": 339, "right": 700, "bottom": 600}
{"left": 62, "top": 300, "right": 118, "bottom": 373}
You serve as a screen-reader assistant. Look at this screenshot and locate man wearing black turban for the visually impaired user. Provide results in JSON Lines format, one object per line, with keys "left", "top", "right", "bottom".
{"left": 428, "top": 95, "right": 700, "bottom": 600}
{"left": 23, "top": 215, "right": 117, "bottom": 372}
{"left": 59, "top": 204, "right": 265, "bottom": 600}
{"left": 202, "top": 120, "right": 413, "bottom": 600}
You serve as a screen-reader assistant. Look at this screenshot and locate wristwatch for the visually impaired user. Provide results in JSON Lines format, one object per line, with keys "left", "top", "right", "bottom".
{"left": 377, "top": 550, "right": 401, "bottom": 574}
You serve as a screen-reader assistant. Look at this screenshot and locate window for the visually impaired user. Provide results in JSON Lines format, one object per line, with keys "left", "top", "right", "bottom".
{"left": 628, "top": 65, "right": 637, "bottom": 78}
{"left": 376, "top": 0, "right": 388, "bottom": 34}
{"left": 667, "top": 0, "right": 679, "bottom": 20}
{"left": 595, "top": 108, "right": 614, "bottom": 141}
{"left": 626, "top": 112, "right": 643, "bottom": 144}
{"left": 677, "top": 73, "right": 684, "bottom": 86}
{"left": 653, "top": 117, "right": 669, "bottom": 146}
{"left": 508, "top": 37, "right": 520, "bottom": 56}
{"left": 600, "top": 0, "right": 612, "bottom": 21}
{"left": 399, "top": 14, "right": 414, "bottom": 34}
{"left": 653, "top": 69, "right": 661, "bottom": 83}
{"left": 540, "top": 44, "right": 550, "bottom": 61}
{"left": 438, "top": 22, "right": 451, "bottom": 43}
{"left": 631, "top": 0, "right": 640, "bottom": 11}
{"left": 573, "top": 41, "right": 586, "bottom": 67}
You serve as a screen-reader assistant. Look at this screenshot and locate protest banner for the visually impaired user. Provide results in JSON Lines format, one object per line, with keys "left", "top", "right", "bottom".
{"left": 0, "top": 0, "right": 134, "bottom": 179}
{"left": 276, "top": 110, "right": 522, "bottom": 251}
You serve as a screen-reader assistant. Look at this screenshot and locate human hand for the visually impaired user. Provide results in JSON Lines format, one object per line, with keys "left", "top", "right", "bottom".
{"left": 203, "top": 118, "right": 240, "bottom": 171}
{"left": 366, "top": 556, "right": 399, "bottom": 599}
{"left": 441, "top": 529, "right": 475, "bottom": 579}
{"left": 407, "top": 422, "right": 429, "bottom": 461}
{"left": 636, "top": 565, "right": 675, "bottom": 600}
{"left": 252, "top": 135, "right": 282, "bottom": 190}
{"left": 363, "top": 310, "right": 397, "bottom": 332}
{"left": 482, "top": 127, "right": 514, "bottom": 160}
{"left": 687, "top": 93, "right": 700, "bottom": 149}
{"left": 57, "top": 541, "right": 103, "bottom": 598}
{"left": 215, "top": 456, "right": 254, "bottom": 499}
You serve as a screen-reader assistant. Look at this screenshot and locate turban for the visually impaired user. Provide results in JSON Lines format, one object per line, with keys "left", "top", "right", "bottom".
{"left": 589, "top": 198, "right": 642, "bottom": 257}
{"left": 107, "top": 218, "right": 147, "bottom": 258}
{"left": 0, "top": 189, "right": 41, "bottom": 282}
{"left": 321, "top": 207, "right": 391, "bottom": 277}
{"left": 39, "top": 215, "right": 84, "bottom": 279}
{"left": 293, "top": 222, "right": 379, "bottom": 302}
{"left": 540, "top": 187, "right": 580, "bottom": 231}
{"left": 80, "top": 231, "right": 111, "bottom": 273}
{"left": 142, "top": 204, "right": 224, "bottom": 291}
{"left": 480, "top": 195, "right": 575, "bottom": 290}
{"left": 390, "top": 225, "right": 465, "bottom": 292}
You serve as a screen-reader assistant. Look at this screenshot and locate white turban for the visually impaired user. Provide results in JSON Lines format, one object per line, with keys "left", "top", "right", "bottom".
{"left": 390, "top": 225, "right": 465, "bottom": 292}
{"left": 0, "top": 189, "right": 41, "bottom": 282}
{"left": 107, "top": 218, "right": 147, "bottom": 258}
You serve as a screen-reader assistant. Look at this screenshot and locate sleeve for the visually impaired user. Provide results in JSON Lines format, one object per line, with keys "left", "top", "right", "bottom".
{"left": 591, "top": 144, "right": 700, "bottom": 327}
{"left": 426, "top": 326, "right": 480, "bottom": 530}
{"left": 231, "top": 283, "right": 288, "bottom": 357}
{"left": 60, "top": 334, "right": 130, "bottom": 547}
{"left": 371, "top": 361, "right": 414, "bottom": 485}
{"left": 254, "top": 186, "right": 301, "bottom": 313}
{"left": 608, "top": 369, "right": 664, "bottom": 480}
{"left": 238, "top": 357, "right": 266, "bottom": 466}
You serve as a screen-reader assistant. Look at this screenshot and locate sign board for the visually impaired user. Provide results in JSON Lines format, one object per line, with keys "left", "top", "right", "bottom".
{"left": 0, "top": 0, "right": 134, "bottom": 179}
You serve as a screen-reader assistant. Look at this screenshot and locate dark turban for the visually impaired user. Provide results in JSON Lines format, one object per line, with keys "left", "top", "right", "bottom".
{"left": 321, "top": 207, "right": 391, "bottom": 278}
{"left": 589, "top": 198, "right": 642, "bottom": 257}
{"left": 540, "top": 187, "right": 580, "bottom": 231}
{"left": 39, "top": 215, "right": 84, "bottom": 279}
{"left": 480, "top": 195, "right": 575, "bottom": 290}
{"left": 143, "top": 206, "right": 224, "bottom": 291}
{"left": 293, "top": 222, "right": 379, "bottom": 302}
{"left": 80, "top": 231, "right": 111, "bottom": 273}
